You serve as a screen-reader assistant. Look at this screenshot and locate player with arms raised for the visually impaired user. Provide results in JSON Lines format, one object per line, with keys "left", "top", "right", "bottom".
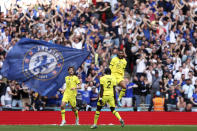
{"left": 109, "top": 49, "right": 127, "bottom": 106}
{"left": 91, "top": 68, "right": 124, "bottom": 129}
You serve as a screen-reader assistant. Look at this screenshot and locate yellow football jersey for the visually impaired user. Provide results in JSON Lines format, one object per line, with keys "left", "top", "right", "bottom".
{"left": 109, "top": 57, "right": 127, "bottom": 77}
{"left": 64, "top": 75, "right": 80, "bottom": 97}
{"left": 100, "top": 75, "right": 116, "bottom": 96}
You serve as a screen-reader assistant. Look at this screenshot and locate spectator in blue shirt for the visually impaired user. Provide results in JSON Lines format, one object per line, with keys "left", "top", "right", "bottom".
{"left": 78, "top": 85, "right": 91, "bottom": 105}
{"left": 90, "top": 86, "right": 98, "bottom": 107}
{"left": 190, "top": 87, "right": 197, "bottom": 108}
{"left": 121, "top": 78, "right": 138, "bottom": 107}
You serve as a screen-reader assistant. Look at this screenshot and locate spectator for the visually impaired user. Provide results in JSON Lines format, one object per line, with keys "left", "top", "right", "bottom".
{"left": 133, "top": 75, "right": 144, "bottom": 111}
{"left": 151, "top": 71, "right": 162, "bottom": 96}
{"left": 31, "top": 92, "right": 45, "bottom": 111}
{"left": 4, "top": 81, "right": 15, "bottom": 108}
{"left": 78, "top": 84, "right": 91, "bottom": 105}
{"left": 21, "top": 83, "right": 31, "bottom": 111}
{"left": 121, "top": 78, "right": 137, "bottom": 107}
{"left": 181, "top": 79, "right": 195, "bottom": 111}
{"left": 0, "top": 78, "right": 7, "bottom": 107}
{"left": 148, "top": 91, "right": 168, "bottom": 112}
{"left": 144, "top": 77, "right": 152, "bottom": 105}
{"left": 177, "top": 96, "right": 186, "bottom": 112}
{"left": 69, "top": 33, "right": 85, "bottom": 49}
{"left": 11, "top": 83, "right": 23, "bottom": 108}
{"left": 136, "top": 53, "right": 147, "bottom": 77}
{"left": 90, "top": 86, "right": 98, "bottom": 107}
{"left": 0, "top": 0, "right": 197, "bottom": 112}
{"left": 189, "top": 86, "right": 197, "bottom": 111}
{"left": 76, "top": 90, "right": 84, "bottom": 110}
{"left": 166, "top": 86, "right": 178, "bottom": 111}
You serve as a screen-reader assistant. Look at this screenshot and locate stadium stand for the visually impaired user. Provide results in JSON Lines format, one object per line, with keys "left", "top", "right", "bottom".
{"left": 0, "top": 0, "right": 197, "bottom": 112}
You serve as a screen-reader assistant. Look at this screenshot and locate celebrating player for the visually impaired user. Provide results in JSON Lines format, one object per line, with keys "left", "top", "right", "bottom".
{"left": 109, "top": 49, "right": 127, "bottom": 106}
{"left": 60, "top": 66, "right": 81, "bottom": 126}
{"left": 91, "top": 68, "right": 124, "bottom": 129}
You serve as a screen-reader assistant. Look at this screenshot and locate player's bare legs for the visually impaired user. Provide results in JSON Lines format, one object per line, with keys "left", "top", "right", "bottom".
{"left": 118, "top": 80, "right": 127, "bottom": 106}
{"left": 72, "top": 107, "right": 79, "bottom": 125}
{"left": 60, "top": 101, "right": 66, "bottom": 126}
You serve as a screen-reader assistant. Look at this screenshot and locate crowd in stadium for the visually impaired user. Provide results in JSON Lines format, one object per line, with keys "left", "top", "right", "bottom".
{"left": 0, "top": 0, "right": 197, "bottom": 112}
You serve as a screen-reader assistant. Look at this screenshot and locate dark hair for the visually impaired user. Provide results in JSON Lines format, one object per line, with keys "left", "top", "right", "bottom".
{"left": 104, "top": 68, "right": 111, "bottom": 75}
{"left": 155, "top": 70, "right": 159, "bottom": 74}
{"left": 68, "top": 66, "right": 75, "bottom": 71}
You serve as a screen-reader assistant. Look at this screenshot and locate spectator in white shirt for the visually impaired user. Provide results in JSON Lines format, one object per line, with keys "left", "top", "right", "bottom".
{"left": 182, "top": 79, "right": 195, "bottom": 101}
{"left": 1, "top": 29, "right": 9, "bottom": 48}
{"left": 4, "top": 85, "right": 13, "bottom": 108}
{"left": 145, "top": 65, "right": 153, "bottom": 84}
{"left": 181, "top": 79, "right": 195, "bottom": 111}
{"left": 173, "top": 52, "right": 182, "bottom": 71}
{"left": 182, "top": 63, "right": 190, "bottom": 79}
{"left": 193, "top": 52, "right": 197, "bottom": 65}
{"left": 188, "top": 42, "right": 196, "bottom": 56}
{"left": 136, "top": 53, "right": 147, "bottom": 76}
{"left": 169, "top": 25, "right": 176, "bottom": 44}
{"left": 188, "top": 71, "right": 197, "bottom": 85}
{"left": 69, "top": 33, "right": 85, "bottom": 50}
{"left": 126, "top": 19, "right": 135, "bottom": 33}
{"left": 174, "top": 66, "right": 183, "bottom": 81}
{"left": 74, "top": 23, "right": 86, "bottom": 36}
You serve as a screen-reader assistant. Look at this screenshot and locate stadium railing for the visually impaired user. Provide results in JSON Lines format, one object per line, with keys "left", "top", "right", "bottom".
{"left": 1, "top": 106, "right": 197, "bottom": 112}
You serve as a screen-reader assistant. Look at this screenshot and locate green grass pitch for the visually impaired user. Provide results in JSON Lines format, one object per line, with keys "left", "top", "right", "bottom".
{"left": 0, "top": 125, "right": 197, "bottom": 131}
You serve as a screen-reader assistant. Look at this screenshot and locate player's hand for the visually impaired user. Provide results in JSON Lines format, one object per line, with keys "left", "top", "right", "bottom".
{"left": 99, "top": 98, "right": 103, "bottom": 105}
{"left": 71, "top": 87, "right": 76, "bottom": 90}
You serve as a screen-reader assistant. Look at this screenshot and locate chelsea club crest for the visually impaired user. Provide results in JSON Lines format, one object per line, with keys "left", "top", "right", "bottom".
{"left": 23, "top": 46, "right": 64, "bottom": 80}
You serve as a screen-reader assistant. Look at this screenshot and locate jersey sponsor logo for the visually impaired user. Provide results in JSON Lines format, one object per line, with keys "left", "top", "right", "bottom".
{"left": 23, "top": 45, "right": 64, "bottom": 80}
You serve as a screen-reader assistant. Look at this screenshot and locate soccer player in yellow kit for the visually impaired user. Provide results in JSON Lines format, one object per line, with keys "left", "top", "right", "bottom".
{"left": 60, "top": 66, "right": 81, "bottom": 126}
{"left": 91, "top": 68, "right": 124, "bottom": 129}
{"left": 109, "top": 49, "right": 127, "bottom": 106}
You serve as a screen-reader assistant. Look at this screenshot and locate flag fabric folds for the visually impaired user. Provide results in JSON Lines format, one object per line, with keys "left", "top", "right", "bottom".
{"left": 1, "top": 38, "right": 90, "bottom": 96}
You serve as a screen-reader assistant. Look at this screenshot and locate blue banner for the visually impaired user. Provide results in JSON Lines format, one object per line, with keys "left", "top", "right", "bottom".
{"left": 1, "top": 38, "right": 90, "bottom": 96}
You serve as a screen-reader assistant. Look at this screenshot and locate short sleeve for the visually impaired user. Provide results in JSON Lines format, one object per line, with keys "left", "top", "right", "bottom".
{"left": 75, "top": 76, "right": 80, "bottom": 84}
{"left": 65, "top": 76, "right": 68, "bottom": 82}
{"left": 100, "top": 77, "right": 104, "bottom": 85}
{"left": 109, "top": 58, "right": 115, "bottom": 69}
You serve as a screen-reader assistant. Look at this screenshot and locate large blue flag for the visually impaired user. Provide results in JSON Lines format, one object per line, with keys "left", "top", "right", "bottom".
{"left": 1, "top": 38, "right": 90, "bottom": 96}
